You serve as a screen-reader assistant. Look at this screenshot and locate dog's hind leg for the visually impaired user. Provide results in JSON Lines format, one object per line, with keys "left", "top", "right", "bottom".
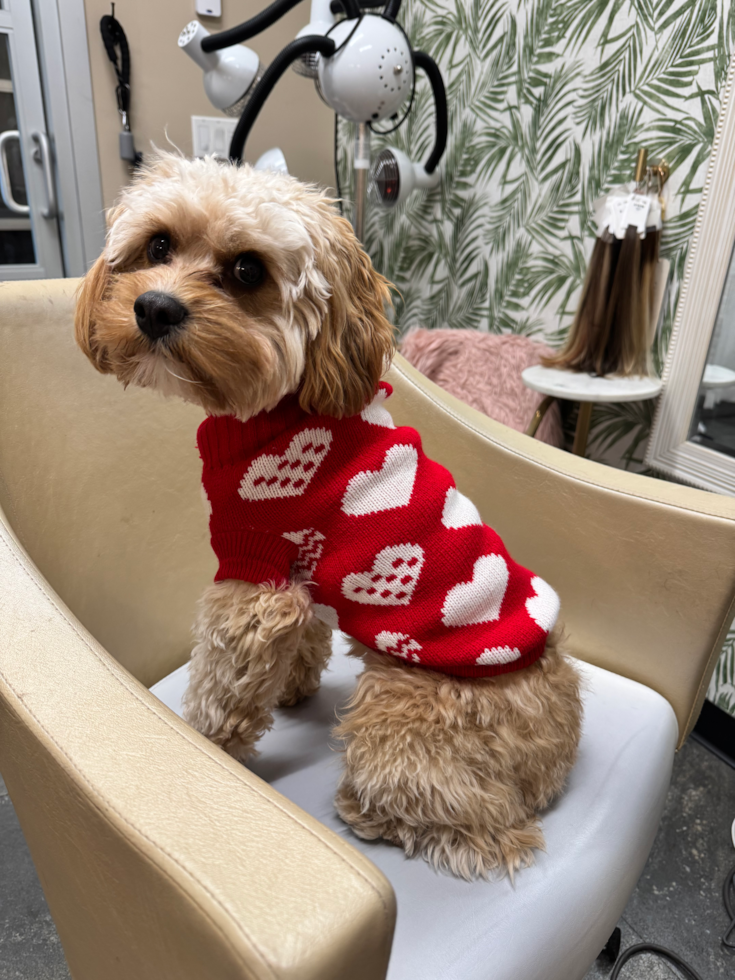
{"left": 334, "top": 646, "right": 580, "bottom": 881}
{"left": 277, "top": 617, "right": 333, "bottom": 707}
{"left": 183, "top": 579, "right": 311, "bottom": 762}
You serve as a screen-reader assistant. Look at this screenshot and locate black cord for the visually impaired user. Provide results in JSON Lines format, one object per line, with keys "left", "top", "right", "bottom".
{"left": 100, "top": 7, "right": 142, "bottom": 166}
{"left": 99, "top": 12, "right": 131, "bottom": 120}
{"left": 602, "top": 860, "right": 735, "bottom": 975}
{"left": 383, "top": 0, "right": 402, "bottom": 21}
{"left": 610, "top": 943, "right": 704, "bottom": 980}
{"left": 229, "top": 35, "right": 337, "bottom": 162}
{"left": 723, "top": 862, "right": 735, "bottom": 948}
{"left": 412, "top": 51, "right": 447, "bottom": 174}
{"left": 202, "top": 0, "right": 305, "bottom": 51}
{"left": 202, "top": 0, "right": 360, "bottom": 52}
{"left": 331, "top": 0, "right": 384, "bottom": 10}
{"left": 334, "top": 113, "right": 343, "bottom": 214}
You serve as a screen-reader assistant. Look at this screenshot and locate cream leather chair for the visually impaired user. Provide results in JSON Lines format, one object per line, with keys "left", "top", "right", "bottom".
{"left": 1, "top": 279, "right": 734, "bottom": 980}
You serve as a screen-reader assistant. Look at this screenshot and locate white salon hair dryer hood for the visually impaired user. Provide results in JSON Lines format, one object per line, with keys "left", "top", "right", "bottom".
{"left": 176, "top": 1, "right": 447, "bottom": 224}
{"left": 293, "top": 0, "right": 334, "bottom": 77}
{"left": 178, "top": 20, "right": 263, "bottom": 117}
{"left": 317, "top": 16, "right": 413, "bottom": 124}
{"left": 253, "top": 147, "right": 289, "bottom": 174}
{"left": 371, "top": 146, "right": 440, "bottom": 208}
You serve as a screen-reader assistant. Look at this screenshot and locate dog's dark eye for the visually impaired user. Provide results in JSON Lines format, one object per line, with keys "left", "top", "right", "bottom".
{"left": 148, "top": 234, "right": 171, "bottom": 263}
{"left": 233, "top": 252, "right": 265, "bottom": 287}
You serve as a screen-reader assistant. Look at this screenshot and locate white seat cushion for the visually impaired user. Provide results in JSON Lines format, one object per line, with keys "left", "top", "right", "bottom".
{"left": 151, "top": 632, "right": 678, "bottom": 980}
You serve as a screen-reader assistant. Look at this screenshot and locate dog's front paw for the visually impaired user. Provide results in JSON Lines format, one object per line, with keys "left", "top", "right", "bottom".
{"left": 184, "top": 702, "right": 263, "bottom": 763}
{"left": 276, "top": 617, "right": 332, "bottom": 707}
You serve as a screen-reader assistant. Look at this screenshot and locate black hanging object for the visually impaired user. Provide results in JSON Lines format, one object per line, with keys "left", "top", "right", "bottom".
{"left": 100, "top": 6, "right": 142, "bottom": 166}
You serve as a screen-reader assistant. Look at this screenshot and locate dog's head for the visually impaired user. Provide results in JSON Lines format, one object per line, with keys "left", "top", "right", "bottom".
{"left": 75, "top": 152, "right": 395, "bottom": 419}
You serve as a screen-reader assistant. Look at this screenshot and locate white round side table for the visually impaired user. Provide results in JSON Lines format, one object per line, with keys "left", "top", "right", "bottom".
{"left": 521, "top": 365, "right": 663, "bottom": 456}
{"left": 701, "top": 364, "right": 735, "bottom": 410}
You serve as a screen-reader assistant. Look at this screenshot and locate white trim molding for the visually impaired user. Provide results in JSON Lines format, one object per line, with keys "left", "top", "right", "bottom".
{"left": 646, "top": 57, "right": 735, "bottom": 496}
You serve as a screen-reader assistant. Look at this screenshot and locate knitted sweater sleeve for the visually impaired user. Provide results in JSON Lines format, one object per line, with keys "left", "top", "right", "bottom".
{"left": 211, "top": 527, "right": 298, "bottom": 589}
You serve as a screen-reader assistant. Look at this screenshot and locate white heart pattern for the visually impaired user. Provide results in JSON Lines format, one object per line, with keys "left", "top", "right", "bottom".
{"left": 238, "top": 428, "right": 332, "bottom": 501}
{"left": 342, "top": 543, "right": 424, "bottom": 606}
{"left": 476, "top": 646, "right": 521, "bottom": 666}
{"left": 341, "top": 444, "right": 418, "bottom": 516}
{"left": 442, "top": 554, "right": 509, "bottom": 627}
{"left": 525, "top": 576, "right": 560, "bottom": 633}
{"left": 442, "top": 487, "right": 483, "bottom": 529}
{"left": 360, "top": 388, "right": 395, "bottom": 428}
{"left": 312, "top": 603, "right": 339, "bottom": 630}
{"left": 282, "top": 528, "right": 325, "bottom": 581}
{"left": 375, "top": 631, "right": 422, "bottom": 663}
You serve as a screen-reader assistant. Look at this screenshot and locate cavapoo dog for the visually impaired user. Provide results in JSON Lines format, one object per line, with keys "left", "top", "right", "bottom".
{"left": 75, "top": 152, "right": 582, "bottom": 881}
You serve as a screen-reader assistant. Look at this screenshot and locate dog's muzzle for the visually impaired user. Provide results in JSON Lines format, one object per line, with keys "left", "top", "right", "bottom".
{"left": 134, "top": 291, "right": 188, "bottom": 340}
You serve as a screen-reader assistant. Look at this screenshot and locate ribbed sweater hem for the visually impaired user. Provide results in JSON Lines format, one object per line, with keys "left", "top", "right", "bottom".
{"left": 211, "top": 529, "right": 297, "bottom": 587}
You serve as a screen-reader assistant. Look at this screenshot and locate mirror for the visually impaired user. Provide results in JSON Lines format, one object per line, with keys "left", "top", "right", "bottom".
{"left": 688, "top": 249, "right": 735, "bottom": 459}
{"left": 647, "top": 59, "right": 735, "bottom": 494}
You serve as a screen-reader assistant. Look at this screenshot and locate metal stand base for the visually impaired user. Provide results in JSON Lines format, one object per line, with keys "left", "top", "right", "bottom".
{"left": 353, "top": 123, "right": 370, "bottom": 241}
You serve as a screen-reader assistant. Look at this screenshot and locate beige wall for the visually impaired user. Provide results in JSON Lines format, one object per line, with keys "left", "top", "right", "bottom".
{"left": 83, "top": 1, "right": 335, "bottom": 211}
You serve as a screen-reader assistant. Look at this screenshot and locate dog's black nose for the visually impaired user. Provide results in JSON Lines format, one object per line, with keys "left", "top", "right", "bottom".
{"left": 134, "top": 291, "right": 188, "bottom": 340}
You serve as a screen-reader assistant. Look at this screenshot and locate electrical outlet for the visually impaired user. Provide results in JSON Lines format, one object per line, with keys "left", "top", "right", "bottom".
{"left": 195, "top": 0, "right": 222, "bottom": 17}
{"left": 191, "top": 115, "right": 237, "bottom": 159}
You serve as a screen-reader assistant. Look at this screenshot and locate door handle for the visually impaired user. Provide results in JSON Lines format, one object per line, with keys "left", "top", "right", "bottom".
{"left": 0, "top": 130, "right": 30, "bottom": 215}
{"left": 31, "top": 131, "right": 57, "bottom": 219}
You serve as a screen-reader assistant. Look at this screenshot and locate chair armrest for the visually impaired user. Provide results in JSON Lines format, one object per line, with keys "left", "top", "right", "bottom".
{"left": 0, "top": 509, "right": 395, "bottom": 980}
{"left": 387, "top": 356, "right": 735, "bottom": 746}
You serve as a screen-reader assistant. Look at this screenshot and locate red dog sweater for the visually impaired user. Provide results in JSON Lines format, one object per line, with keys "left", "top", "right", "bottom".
{"left": 197, "top": 383, "right": 560, "bottom": 678}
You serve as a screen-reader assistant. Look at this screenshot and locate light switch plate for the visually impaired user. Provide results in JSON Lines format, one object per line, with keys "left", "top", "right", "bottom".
{"left": 195, "top": 0, "right": 221, "bottom": 17}
{"left": 191, "top": 115, "right": 237, "bottom": 159}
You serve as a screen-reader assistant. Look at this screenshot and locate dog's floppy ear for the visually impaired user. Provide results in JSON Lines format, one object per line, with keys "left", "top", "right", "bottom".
{"left": 74, "top": 252, "right": 114, "bottom": 374}
{"left": 299, "top": 213, "right": 395, "bottom": 418}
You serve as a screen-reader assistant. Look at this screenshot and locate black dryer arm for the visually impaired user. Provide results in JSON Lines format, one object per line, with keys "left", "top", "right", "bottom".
{"left": 229, "top": 35, "right": 337, "bottom": 163}
{"left": 203, "top": 0, "right": 359, "bottom": 52}
{"left": 412, "top": 50, "right": 447, "bottom": 174}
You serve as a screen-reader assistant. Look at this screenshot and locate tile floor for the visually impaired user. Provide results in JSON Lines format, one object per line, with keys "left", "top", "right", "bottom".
{"left": 1, "top": 739, "right": 733, "bottom": 979}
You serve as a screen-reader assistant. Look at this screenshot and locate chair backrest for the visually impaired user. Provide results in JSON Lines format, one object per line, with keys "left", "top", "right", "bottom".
{"left": 0, "top": 279, "right": 212, "bottom": 685}
{"left": 1, "top": 278, "right": 734, "bottom": 741}
{"left": 386, "top": 357, "right": 735, "bottom": 746}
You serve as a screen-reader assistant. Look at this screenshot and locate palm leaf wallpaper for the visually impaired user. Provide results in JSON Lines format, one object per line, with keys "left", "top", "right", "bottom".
{"left": 337, "top": 0, "right": 735, "bottom": 715}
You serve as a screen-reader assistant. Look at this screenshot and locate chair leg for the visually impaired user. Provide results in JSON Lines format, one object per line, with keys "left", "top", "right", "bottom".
{"left": 598, "top": 926, "right": 621, "bottom": 964}
{"left": 572, "top": 401, "right": 594, "bottom": 456}
{"left": 526, "top": 395, "right": 555, "bottom": 438}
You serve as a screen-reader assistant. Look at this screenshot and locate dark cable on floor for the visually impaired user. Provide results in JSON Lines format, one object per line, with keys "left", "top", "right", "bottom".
{"left": 604, "top": 860, "right": 735, "bottom": 976}
{"left": 610, "top": 943, "right": 704, "bottom": 979}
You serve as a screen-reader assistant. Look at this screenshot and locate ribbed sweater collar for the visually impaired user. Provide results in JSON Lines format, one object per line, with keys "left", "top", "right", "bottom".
{"left": 197, "top": 394, "right": 311, "bottom": 470}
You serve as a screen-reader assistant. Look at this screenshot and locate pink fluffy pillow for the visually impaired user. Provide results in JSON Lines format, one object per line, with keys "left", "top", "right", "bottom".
{"left": 400, "top": 328, "right": 563, "bottom": 448}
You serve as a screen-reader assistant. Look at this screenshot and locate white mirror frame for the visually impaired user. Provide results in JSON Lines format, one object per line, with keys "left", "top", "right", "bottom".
{"left": 646, "top": 58, "right": 735, "bottom": 495}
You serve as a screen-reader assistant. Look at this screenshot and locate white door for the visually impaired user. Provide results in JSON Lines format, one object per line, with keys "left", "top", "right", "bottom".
{"left": 0, "top": 0, "right": 64, "bottom": 279}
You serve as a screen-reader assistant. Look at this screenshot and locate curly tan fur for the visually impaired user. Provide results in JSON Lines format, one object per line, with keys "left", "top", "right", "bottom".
{"left": 277, "top": 617, "right": 333, "bottom": 708}
{"left": 334, "top": 628, "right": 581, "bottom": 881}
{"left": 183, "top": 580, "right": 330, "bottom": 761}
{"left": 74, "top": 152, "right": 395, "bottom": 421}
{"left": 75, "top": 152, "right": 582, "bottom": 880}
